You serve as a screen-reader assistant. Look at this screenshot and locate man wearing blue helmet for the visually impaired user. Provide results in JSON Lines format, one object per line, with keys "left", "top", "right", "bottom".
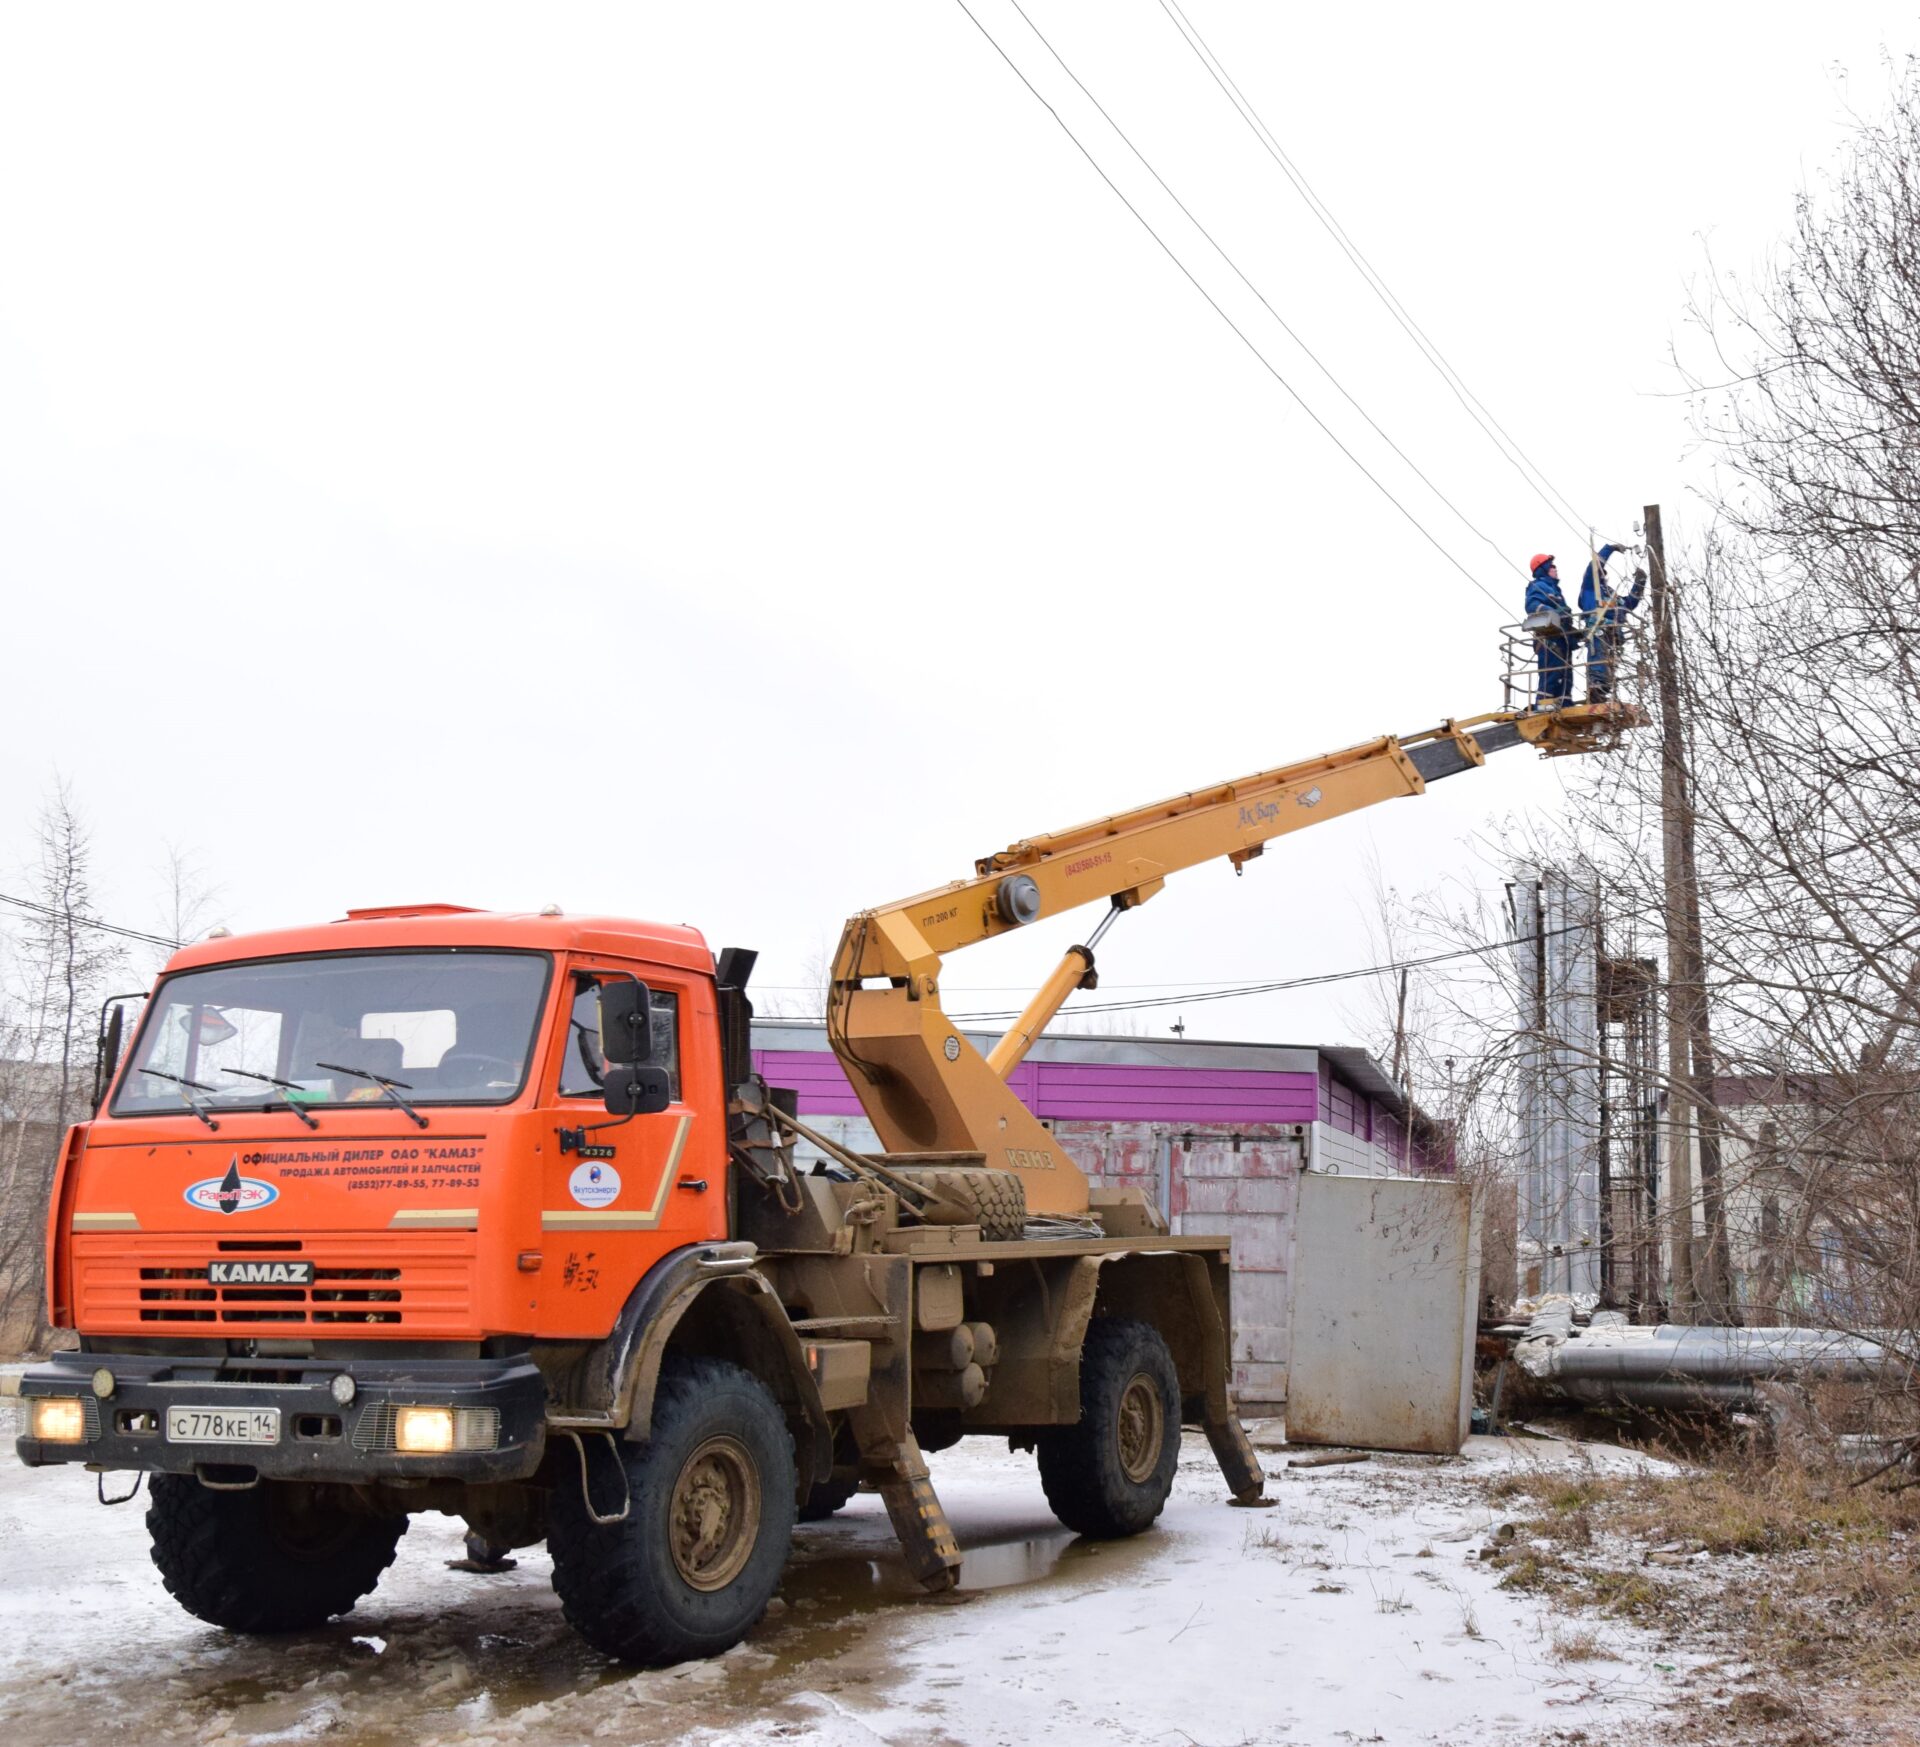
{"left": 1579, "top": 543, "right": 1647, "bottom": 702}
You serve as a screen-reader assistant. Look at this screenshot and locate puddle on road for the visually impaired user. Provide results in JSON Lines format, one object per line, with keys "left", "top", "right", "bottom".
{"left": 737, "top": 1522, "right": 1154, "bottom": 1690}
{"left": 2, "top": 1520, "right": 1153, "bottom": 1747}
{"left": 781, "top": 1527, "right": 1080, "bottom": 1605}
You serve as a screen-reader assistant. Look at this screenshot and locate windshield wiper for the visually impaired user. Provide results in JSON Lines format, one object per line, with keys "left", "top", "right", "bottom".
{"left": 220, "top": 1068, "right": 321, "bottom": 1130}
{"left": 316, "top": 1061, "right": 429, "bottom": 1129}
{"left": 137, "top": 1067, "right": 221, "bottom": 1131}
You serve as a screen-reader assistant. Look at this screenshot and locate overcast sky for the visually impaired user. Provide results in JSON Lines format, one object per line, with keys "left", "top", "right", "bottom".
{"left": 3, "top": 3, "right": 1914, "bottom": 1058}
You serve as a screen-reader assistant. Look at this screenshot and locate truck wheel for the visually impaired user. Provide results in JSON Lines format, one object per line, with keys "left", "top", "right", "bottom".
{"left": 548, "top": 1357, "right": 797, "bottom": 1665}
{"left": 797, "top": 1477, "right": 858, "bottom": 1522}
{"left": 146, "top": 1475, "right": 407, "bottom": 1632}
{"left": 895, "top": 1168, "right": 1026, "bottom": 1241}
{"left": 1036, "top": 1317, "right": 1181, "bottom": 1538}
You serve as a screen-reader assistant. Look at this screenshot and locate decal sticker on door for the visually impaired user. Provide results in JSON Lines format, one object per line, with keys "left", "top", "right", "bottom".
{"left": 568, "top": 1161, "right": 622, "bottom": 1209}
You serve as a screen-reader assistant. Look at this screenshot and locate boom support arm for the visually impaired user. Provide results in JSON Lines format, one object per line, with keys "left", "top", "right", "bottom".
{"left": 828, "top": 703, "right": 1615, "bottom": 1216}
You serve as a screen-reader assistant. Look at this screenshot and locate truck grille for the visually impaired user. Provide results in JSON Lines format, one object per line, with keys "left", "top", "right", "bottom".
{"left": 137, "top": 1263, "right": 402, "bottom": 1324}
{"left": 74, "top": 1233, "right": 477, "bottom": 1335}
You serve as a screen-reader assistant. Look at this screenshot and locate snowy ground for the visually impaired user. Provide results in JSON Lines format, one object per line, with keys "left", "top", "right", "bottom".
{"left": 0, "top": 1420, "right": 1692, "bottom": 1747}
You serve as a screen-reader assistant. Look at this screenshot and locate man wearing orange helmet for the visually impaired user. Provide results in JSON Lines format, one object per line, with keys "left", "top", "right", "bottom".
{"left": 1523, "top": 553, "right": 1578, "bottom": 708}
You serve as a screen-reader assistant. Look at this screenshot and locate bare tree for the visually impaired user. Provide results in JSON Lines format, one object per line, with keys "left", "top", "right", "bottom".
{"left": 151, "top": 841, "right": 221, "bottom": 974}
{"left": 0, "top": 783, "right": 125, "bottom": 1348}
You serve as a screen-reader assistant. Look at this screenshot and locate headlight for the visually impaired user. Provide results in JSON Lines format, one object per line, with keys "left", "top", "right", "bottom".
{"left": 392, "top": 1404, "right": 499, "bottom": 1454}
{"left": 394, "top": 1406, "right": 454, "bottom": 1454}
{"left": 31, "top": 1398, "right": 88, "bottom": 1444}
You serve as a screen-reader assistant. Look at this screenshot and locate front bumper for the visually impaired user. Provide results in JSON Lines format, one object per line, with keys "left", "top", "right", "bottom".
{"left": 13, "top": 1352, "right": 547, "bottom": 1485}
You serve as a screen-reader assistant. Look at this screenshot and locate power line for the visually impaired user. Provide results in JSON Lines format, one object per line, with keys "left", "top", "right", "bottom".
{"left": 1002, "top": 0, "right": 1522, "bottom": 584}
{"left": 942, "top": 925, "right": 1572, "bottom": 1023}
{"left": 0, "top": 891, "right": 180, "bottom": 951}
{"left": 1155, "top": 0, "right": 1593, "bottom": 546}
{"left": 952, "top": 0, "right": 1510, "bottom": 613}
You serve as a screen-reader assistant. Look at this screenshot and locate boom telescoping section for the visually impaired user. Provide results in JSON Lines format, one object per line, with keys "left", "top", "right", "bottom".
{"left": 828, "top": 702, "right": 1631, "bottom": 1216}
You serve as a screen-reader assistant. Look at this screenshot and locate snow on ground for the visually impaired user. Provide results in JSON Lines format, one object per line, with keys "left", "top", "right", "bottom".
{"left": 0, "top": 1417, "right": 1691, "bottom": 1747}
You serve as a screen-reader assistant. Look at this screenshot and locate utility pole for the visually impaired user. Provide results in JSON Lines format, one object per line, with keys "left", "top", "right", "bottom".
{"left": 1389, "top": 967, "right": 1410, "bottom": 1096}
{"left": 1645, "top": 504, "right": 1736, "bottom": 1321}
{"left": 1596, "top": 893, "right": 1616, "bottom": 1308}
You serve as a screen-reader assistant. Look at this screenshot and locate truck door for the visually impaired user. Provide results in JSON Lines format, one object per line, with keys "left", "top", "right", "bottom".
{"left": 535, "top": 965, "right": 720, "bottom": 1335}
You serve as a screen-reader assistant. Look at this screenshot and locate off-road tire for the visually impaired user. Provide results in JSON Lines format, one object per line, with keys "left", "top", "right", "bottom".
{"left": 1036, "top": 1317, "right": 1181, "bottom": 1538}
{"left": 548, "top": 1357, "right": 797, "bottom": 1666}
{"left": 146, "top": 1475, "right": 407, "bottom": 1632}
{"left": 895, "top": 1167, "right": 1026, "bottom": 1241}
{"left": 797, "top": 1477, "right": 859, "bottom": 1522}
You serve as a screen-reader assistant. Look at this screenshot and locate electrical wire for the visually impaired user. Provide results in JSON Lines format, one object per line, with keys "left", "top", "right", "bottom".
{"left": 1003, "top": 0, "right": 1523, "bottom": 582}
{"left": 941, "top": 924, "right": 1578, "bottom": 1023}
{"left": 952, "top": 0, "right": 1511, "bottom": 613}
{"left": 1155, "top": 0, "right": 1593, "bottom": 546}
{"left": 0, "top": 891, "right": 180, "bottom": 950}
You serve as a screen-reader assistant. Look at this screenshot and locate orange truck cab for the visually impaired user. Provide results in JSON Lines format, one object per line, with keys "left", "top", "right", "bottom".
{"left": 18, "top": 905, "right": 733, "bottom": 1488}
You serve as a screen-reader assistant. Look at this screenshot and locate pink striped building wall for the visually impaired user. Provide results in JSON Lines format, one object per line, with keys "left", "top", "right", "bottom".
{"left": 749, "top": 1028, "right": 1449, "bottom": 1174}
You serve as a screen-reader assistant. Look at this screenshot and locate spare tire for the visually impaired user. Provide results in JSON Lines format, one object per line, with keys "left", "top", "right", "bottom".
{"left": 893, "top": 1168, "right": 1026, "bottom": 1241}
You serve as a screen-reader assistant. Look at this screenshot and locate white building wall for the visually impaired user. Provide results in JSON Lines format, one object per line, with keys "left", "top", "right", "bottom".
{"left": 1309, "top": 1121, "right": 1401, "bottom": 1178}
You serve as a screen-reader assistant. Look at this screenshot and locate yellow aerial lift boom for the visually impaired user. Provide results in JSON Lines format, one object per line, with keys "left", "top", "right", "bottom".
{"left": 829, "top": 701, "right": 1627, "bottom": 1216}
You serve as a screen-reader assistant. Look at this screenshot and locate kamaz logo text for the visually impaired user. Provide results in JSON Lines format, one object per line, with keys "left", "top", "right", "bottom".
{"left": 1004, "top": 1148, "right": 1058, "bottom": 1171}
{"left": 208, "top": 1260, "right": 313, "bottom": 1286}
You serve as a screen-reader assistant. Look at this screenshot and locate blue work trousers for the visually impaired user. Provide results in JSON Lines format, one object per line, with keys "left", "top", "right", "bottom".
{"left": 1587, "top": 621, "right": 1622, "bottom": 700}
{"left": 1535, "top": 633, "right": 1574, "bottom": 703}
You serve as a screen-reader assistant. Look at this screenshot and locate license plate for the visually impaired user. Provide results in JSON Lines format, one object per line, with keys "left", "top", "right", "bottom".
{"left": 165, "top": 1406, "right": 282, "bottom": 1446}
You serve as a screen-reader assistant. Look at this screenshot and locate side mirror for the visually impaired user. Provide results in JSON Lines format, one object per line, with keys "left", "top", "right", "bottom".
{"left": 604, "top": 1063, "right": 672, "bottom": 1117}
{"left": 93, "top": 992, "right": 147, "bottom": 1115}
{"left": 599, "top": 980, "right": 654, "bottom": 1064}
{"left": 94, "top": 1004, "right": 126, "bottom": 1115}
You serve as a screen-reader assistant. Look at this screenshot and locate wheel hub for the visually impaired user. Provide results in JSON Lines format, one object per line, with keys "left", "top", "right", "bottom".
{"left": 669, "top": 1435, "right": 761, "bottom": 1592}
{"left": 1116, "top": 1373, "right": 1164, "bottom": 1484}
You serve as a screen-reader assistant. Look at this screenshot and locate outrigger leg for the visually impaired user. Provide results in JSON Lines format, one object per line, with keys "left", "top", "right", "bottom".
{"left": 1205, "top": 1409, "right": 1267, "bottom": 1504}
{"left": 868, "top": 1431, "right": 963, "bottom": 1591}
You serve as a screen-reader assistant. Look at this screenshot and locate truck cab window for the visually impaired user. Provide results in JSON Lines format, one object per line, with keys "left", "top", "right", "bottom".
{"left": 559, "top": 979, "right": 681, "bottom": 1102}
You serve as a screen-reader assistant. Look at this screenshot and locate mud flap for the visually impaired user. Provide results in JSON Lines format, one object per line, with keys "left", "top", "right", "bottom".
{"left": 1205, "top": 1412, "right": 1266, "bottom": 1504}
{"left": 868, "top": 1432, "right": 962, "bottom": 1592}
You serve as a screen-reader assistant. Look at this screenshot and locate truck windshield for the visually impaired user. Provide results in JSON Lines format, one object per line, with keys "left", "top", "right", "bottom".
{"left": 110, "top": 950, "right": 551, "bottom": 1118}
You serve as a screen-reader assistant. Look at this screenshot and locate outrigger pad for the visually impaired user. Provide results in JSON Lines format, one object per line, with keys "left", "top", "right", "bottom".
{"left": 1205, "top": 1412, "right": 1267, "bottom": 1505}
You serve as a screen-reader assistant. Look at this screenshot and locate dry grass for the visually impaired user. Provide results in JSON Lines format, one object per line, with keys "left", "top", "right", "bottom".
{"left": 1482, "top": 1451, "right": 1920, "bottom": 1732}
{"left": 1549, "top": 1626, "right": 1620, "bottom": 1663}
